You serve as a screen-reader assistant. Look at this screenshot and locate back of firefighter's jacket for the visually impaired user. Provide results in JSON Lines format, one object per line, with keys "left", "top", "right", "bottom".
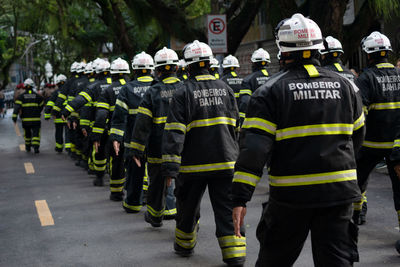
{"left": 232, "top": 61, "right": 365, "bottom": 208}
{"left": 221, "top": 71, "right": 242, "bottom": 99}
{"left": 13, "top": 90, "right": 44, "bottom": 126}
{"left": 324, "top": 62, "right": 356, "bottom": 82}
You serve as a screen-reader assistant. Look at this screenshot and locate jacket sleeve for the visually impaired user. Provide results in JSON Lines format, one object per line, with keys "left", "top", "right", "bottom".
{"left": 161, "top": 88, "right": 188, "bottom": 178}
{"left": 38, "top": 94, "right": 44, "bottom": 112}
{"left": 232, "top": 88, "right": 276, "bottom": 207}
{"left": 62, "top": 88, "right": 91, "bottom": 118}
{"left": 238, "top": 78, "right": 252, "bottom": 124}
{"left": 349, "top": 81, "right": 366, "bottom": 154}
{"left": 44, "top": 90, "right": 58, "bottom": 119}
{"left": 110, "top": 87, "right": 128, "bottom": 143}
{"left": 130, "top": 90, "right": 154, "bottom": 157}
{"left": 92, "top": 90, "right": 110, "bottom": 142}
{"left": 52, "top": 84, "right": 68, "bottom": 116}
{"left": 12, "top": 95, "right": 22, "bottom": 122}
{"left": 355, "top": 72, "right": 373, "bottom": 107}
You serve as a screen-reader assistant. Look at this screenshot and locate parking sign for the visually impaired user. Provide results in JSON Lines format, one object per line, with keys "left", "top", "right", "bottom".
{"left": 208, "top": 15, "right": 227, "bottom": 53}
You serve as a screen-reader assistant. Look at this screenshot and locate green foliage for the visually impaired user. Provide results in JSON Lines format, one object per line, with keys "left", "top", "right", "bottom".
{"left": 369, "top": 0, "right": 400, "bottom": 20}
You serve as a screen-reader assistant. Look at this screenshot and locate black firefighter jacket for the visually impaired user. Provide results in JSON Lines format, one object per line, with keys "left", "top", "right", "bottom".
{"left": 52, "top": 74, "right": 78, "bottom": 116}
{"left": 232, "top": 59, "right": 365, "bottom": 208}
{"left": 221, "top": 70, "right": 242, "bottom": 100}
{"left": 323, "top": 58, "right": 356, "bottom": 82}
{"left": 13, "top": 89, "right": 44, "bottom": 126}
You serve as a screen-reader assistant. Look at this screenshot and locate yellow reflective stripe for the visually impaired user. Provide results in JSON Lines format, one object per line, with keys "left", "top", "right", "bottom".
{"left": 162, "top": 77, "right": 180, "bottom": 84}
{"left": 240, "top": 89, "right": 252, "bottom": 96}
{"left": 275, "top": 123, "right": 353, "bottom": 141}
{"left": 393, "top": 139, "right": 400, "bottom": 148}
{"left": 376, "top": 63, "right": 394, "bottom": 68}
{"left": 353, "top": 113, "right": 365, "bottom": 131}
{"left": 92, "top": 127, "right": 104, "bottom": 134}
{"left": 239, "top": 112, "right": 246, "bottom": 119}
{"left": 231, "top": 71, "right": 237, "bottom": 77}
{"left": 65, "top": 105, "right": 74, "bottom": 112}
{"left": 362, "top": 140, "right": 393, "bottom": 149}
{"left": 221, "top": 246, "right": 246, "bottom": 260}
{"left": 93, "top": 158, "right": 107, "bottom": 164}
{"left": 175, "top": 227, "right": 196, "bottom": 239}
{"left": 153, "top": 116, "right": 167, "bottom": 124}
{"left": 47, "top": 101, "right": 55, "bottom": 106}
{"left": 138, "top": 106, "right": 152, "bottom": 117}
{"left": 183, "top": 74, "right": 188, "bottom": 80}
{"left": 96, "top": 102, "right": 110, "bottom": 109}
{"left": 110, "top": 105, "right": 115, "bottom": 112}
{"left": 334, "top": 63, "right": 343, "bottom": 72}
{"left": 175, "top": 237, "right": 196, "bottom": 249}
{"left": 165, "top": 122, "right": 186, "bottom": 133}
{"left": 215, "top": 73, "right": 220, "bottom": 79}
{"left": 147, "top": 157, "right": 163, "bottom": 164}
{"left": 67, "top": 96, "right": 74, "bottom": 101}
{"left": 21, "top": 103, "right": 40, "bottom": 107}
{"left": 109, "top": 178, "right": 126, "bottom": 184}
{"left": 138, "top": 76, "right": 153, "bottom": 82}
{"left": 147, "top": 205, "right": 164, "bottom": 217}
{"left": 89, "top": 78, "right": 95, "bottom": 82}
{"left": 110, "top": 186, "right": 124, "bottom": 192}
{"left": 93, "top": 164, "right": 107, "bottom": 171}
{"left": 54, "top": 118, "right": 65, "bottom": 123}
{"left": 187, "top": 117, "right": 236, "bottom": 132}
{"left": 369, "top": 102, "right": 400, "bottom": 110}
{"left": 44, "top": 113, "right": 51, "bottom": 119}
{"left": 218, "top": 235, "right": 246, "bottom": 247}
{"left": 79, "top": 91, "right": 92, "bottom": 102}
{"left": 195, "top": 74, "right": 216, "bottom": 81}
{"left": 129, "top": 109, "right": 138, "bottom": 115}
{"left": 116, "top": 99, "right": 128, "bottom": 110}
{"left": 180, "top": 161, "right": 235, "bottom": 173}
{"left": 270, "top": 169, "right": 357, "bottom": 187}
{"left": 130, "top": 141, "right": 145, "bottom": 151}
{"left": 233, "top": 171, "right": 261, "bottom": 187}
{"left": 15, "top": 100, "right": 22, "bottom": 105}
{"left": 162, "top": 154, "right": 181, "bottom": 164}
{"left": 110, "top": 128, "right": 124, "bottom": 136}
{"left": 80, "top": 119, "right": 90, "bottom": 126}
{"left": 53, "top": 106, "right": 61, "bottom": 111}
{"left": 106, "top": 77, "right": 112, "bottom": 83}
{"left": 119, "top": 79, "right": 126, "bottom": 85}
{"left": 261, "top": 69, "right": 269, "bottom": 76}
{"left": 70, "top": 112, "right": 79, "bottom": 117}
{"left": 163, "top": 208, "right": 177, "bottom": 215}
{"left": 123, "top": 202, "right": 142, "bottom": 211}
{"left": 21, "top": 118, "right": 41, "bottom": 122}
{"left": 84, "top": 102, "right": 92, "bottom": 107}
{"left": 235, "top": 92, "right": 240, "bottom": 98}
{"left": 242, "top": 117, "right": 276, "bottom": 135}
{"left": 303, "top": 64, "right": 320, "bottom": 77}
{"left": 58, "top": 93, "right": 67, "bottom": 100}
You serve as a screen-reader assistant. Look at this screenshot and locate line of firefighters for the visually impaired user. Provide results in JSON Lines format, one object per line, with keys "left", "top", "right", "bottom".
{"left": 12, "top": 13, "right": 400, "bottom": 266}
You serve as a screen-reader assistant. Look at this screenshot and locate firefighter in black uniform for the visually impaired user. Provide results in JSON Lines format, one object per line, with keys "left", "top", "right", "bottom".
{"left": 130, "top": 47, "right": 181, "bottom": 227}
{"left": 13, "top": 78, "right": 44, "bottom": 153}
{"left": 320, "top": 36, "right": 356, "bottom": 82}
{"left": 352, "top": 31, "right": 400, "bottom": 227}
{"left": 44, "top": 74, "right": 67, "bottom": 152}
{"left": 238, "top": 48, "right": 271, "bottom": 123}
{"left": 161, "top": 40, "right": 245, "bottom": 266}
{"left": 110, "top": 51, "right": 155, "bottom": 213}
{"left": 209, "top": 57, "right": 220, "bottom": 79}
{"left": 92, "top": 57, "right": 130, "bottom": 199}
{"left": 221, "top": 55, "right": 242, "bottom": 101}
{"left": 231, "top": 14, "right": 365, "bottom": 266}
{"left": 62, "top": 59, "right": 112, "bottom": 183}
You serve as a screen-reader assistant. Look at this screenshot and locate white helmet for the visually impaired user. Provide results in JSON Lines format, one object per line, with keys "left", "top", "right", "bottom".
{"left": 154, "top": 47, "right": 179, "bottom": 68}
{"left": 184, "top": 40, "right": 213, "bottom": 65}
{"left": 91, "top": 58, "right": 103, "bottom": 71}
{"left": 222, "top": 55, "right": 240, "bottom": 68}
{"left": 56, "top": 74, "right": 67, "bottom": 84}
{"left": 251, "top": 48, "right": 271, "bottom": 63}
{"left": 361, "top": 31, "right": 392, "bottom": 54}
{"left": 178, "top": 59, "right": 187, "bottom": 69}
{"left": 320, "top": 36, "right": 344, "bottom": 55}
{"left": 70, "top": 61, "right": 79, "bottom": 73}
{"left": 84, "top": 61, "right": 94, "bottom": 74}
{"left": 210, "top": 57, "right": 220, "bottom": 68}
{"left": 24, "top": 78, "right": 35, "bottom": 88}
{"left": 275, "top": 13, "right": 324, "bottom": 53}
{"left": 96, "top": 59, "right": 111, "bottom": 73}
{"left": 132, "top": 52, "right": 154, "bottom": 70}
{"left": 110, "top": 57, "right": 130, "bottom": 74}
{"left": 76, "top": 62, "right": 86, "bottom": 73}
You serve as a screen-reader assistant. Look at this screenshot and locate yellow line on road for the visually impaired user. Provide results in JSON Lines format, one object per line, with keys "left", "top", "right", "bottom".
{"left": 14, "top": 123, "right": 21, "bottom": 136}
{"left": 19, "top": 144, "right": 25, "bottom": 151}
{"left": 35, "top": 200, "right": 54, "bottom": 226}
{"left": 24, "top": 162, "right": 35, "bottom": 174}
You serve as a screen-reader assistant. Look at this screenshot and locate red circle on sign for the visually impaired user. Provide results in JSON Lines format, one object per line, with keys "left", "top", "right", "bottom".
{"left": 209, "top": 18, "right": 225, "bottom": 34}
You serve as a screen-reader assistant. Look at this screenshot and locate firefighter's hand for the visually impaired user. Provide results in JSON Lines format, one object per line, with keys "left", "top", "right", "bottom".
{"left": 72, "top": 121, "right": 77, "bottom": 130}
{"left": 82, "top": 128, "right": 87, "bottom": 137}
{"left": 166, "top": 177, "right": 172, "bottom": 187}
{"left": 232, "top": 206, "right": 246, "bottom": 238}
{"left": 61, "top": 114, "right": 66, "bottom": 121}
{"left": 94, "top": 141, "right": 100, "bottom": 153}
{"left": 133, "top": 156, "right": 141, "bottom": 167}
{"left": 113, "top": 141, "right": 120, "bottom": 156}
{"left": 394, "top": 164, "right": 400, "bottom": 180}
{"left": 66, "top": 120, "right": 71, "bottom": 129}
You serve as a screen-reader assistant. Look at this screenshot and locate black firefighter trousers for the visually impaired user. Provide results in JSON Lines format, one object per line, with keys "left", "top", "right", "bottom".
{"left": 123, "top": 157, "right": 145, "bottom": 212}
{"left": 255, "top": 201, "right": 359, "bottom": 267}
{"left": 23, "top": 124, "right": 40, "bottom": 149}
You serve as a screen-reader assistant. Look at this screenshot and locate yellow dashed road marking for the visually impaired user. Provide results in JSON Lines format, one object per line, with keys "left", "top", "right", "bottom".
{"left": 35, "top": 200, "right": 54, "bottom": 226}
{"left": 19, "top": 144, "right": 25, "bottom": 151}
{"left": 24, "top": 162, "right": 35, "bottom": 174}
{"left": 14, "top": 123, "right": 21, "bottom": 136}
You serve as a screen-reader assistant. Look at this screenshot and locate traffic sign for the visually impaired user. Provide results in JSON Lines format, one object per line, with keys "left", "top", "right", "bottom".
{"left": 207, "top": 15, "right": 227, "bottom": 53}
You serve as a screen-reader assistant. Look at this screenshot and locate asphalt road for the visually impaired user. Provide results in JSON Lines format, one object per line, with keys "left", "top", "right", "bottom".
{"left": 1, "top": 109, "right": 400, "bottom": 267}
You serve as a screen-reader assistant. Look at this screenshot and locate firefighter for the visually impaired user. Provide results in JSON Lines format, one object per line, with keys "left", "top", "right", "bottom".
{"left": 221, "top": 55, "right": 242, "bottom": 101}
{"left": 161, "top": 40, "right": 245, "bottom": 266}
{"left": 177, "top": 59, "right": 188, "bottom": 81}
{"left": 61, "top": 59, "right": 112, "bottom": 183}
{"left": 238, "top": 48, "right": 271, "bottom": 123}
{"left": 352, "top": 31, "right": 400, "bottom": 227}
{"left": 44, "top": 74, "right": 68, "bottom": 152}
{"left": 231, "top": 14, "right": 365, "bottom": 266}
{"left": 130, "top": 47, "right": 181, "bottom": 227}
{"left": 110, "top": 52, "right": 155, "bottom": 212}
{"left": 209, "top": 57, "right": 220, "bottom": 79}
{"left": 13, "top": 78, "right": 44, "bottom": 153}
{"left": 320, "top": 36, "right": 356, "bottom": 82}
{"left": 92, "top": 57, "right": 130, "bottom": 199}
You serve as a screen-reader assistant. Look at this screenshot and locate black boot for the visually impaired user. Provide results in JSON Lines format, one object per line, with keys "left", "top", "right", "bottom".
{"left": 25, "top": 145, "right": 31, "bottom": 152}
{"left": 110, "top": 192, "right": 124, "bottom": 201}
{"left": 93, "top": 175, "right": 104, "bottom": 186}
{"left": 34, "top": 147, "right": 40, "bottom": 154}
